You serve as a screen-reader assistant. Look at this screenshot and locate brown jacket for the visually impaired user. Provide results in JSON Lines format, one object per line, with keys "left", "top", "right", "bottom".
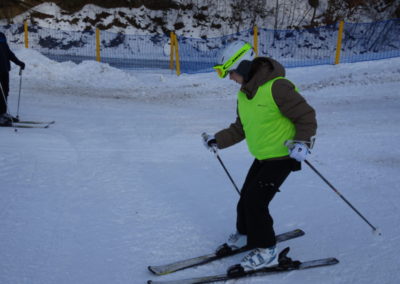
{"left": 215, "top": 57, "right": 317, "bottom": 156}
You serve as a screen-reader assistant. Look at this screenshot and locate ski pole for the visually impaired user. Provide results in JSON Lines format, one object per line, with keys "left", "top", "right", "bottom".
{"left": 0, "top": 81, "right": 18, "bottom": 132}
{"left": 212, "top": 148, "right": 241, "bottom": 195}
{"left": 305, "top": 160, "right": 381, "bottom": 235}
{"left": 0, "top": 79, "right": 8, "bottom": 114}
{"left": 202, "top": 133, "right": 241, "bottom": 195}
{"left": 16, "top": 68, "right": 23, "bottom": 120}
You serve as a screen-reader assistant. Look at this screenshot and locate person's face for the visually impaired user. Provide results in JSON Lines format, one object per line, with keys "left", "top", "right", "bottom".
{"left": 229, "top": 71, "right": 244, "bottom": 84}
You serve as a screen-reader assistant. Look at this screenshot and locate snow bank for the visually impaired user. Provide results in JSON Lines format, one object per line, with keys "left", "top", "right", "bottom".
{"left": 13, "top": 48, "right": 139, "bottom": 90}
{"left": 11, "top": 48, "right": 400, "bottom": 102}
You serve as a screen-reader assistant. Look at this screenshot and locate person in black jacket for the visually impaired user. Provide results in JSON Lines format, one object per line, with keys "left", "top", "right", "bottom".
{"left": 0, "top": 32, "right": 25, "bottom": 125}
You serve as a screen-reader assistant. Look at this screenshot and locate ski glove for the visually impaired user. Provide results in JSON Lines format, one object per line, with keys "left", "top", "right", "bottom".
{"left": 19, "top": 61, "right": 25, "bottom": 70}
{"left": 202, "top": 132, "right": 217, "bottom": 152}
{"left": 289, "top": 143, "right": 310, "bottom": 162}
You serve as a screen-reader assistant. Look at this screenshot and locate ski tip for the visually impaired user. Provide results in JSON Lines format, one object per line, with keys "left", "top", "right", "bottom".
{"left": 331, "top": 257, "right": 340, "bottom": 264}
{"left": 148, "top": 266, "right": 168, "bottom": 276}
{"left": 148, "top": 266, "right": 157, "bottom": 274}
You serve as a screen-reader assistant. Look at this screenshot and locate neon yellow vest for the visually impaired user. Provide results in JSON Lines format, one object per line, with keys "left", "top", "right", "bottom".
{"left": 238, "top": 77, "right": 296, "bottom": 160}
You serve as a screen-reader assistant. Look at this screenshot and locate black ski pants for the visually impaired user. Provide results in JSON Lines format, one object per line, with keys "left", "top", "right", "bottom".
{"left": 0, "top": 71, "right": 9, "bottom": 114}
{"left": 236, "top": 158, "right": 299, "bottom": 249}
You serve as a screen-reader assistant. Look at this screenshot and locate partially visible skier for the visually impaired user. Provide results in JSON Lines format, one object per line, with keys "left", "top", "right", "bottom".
{"left": 203, "top": 42, "right": 317, "bottom": 272}
{"left": 0, "top": 31, "right": 25, "bottom": 126}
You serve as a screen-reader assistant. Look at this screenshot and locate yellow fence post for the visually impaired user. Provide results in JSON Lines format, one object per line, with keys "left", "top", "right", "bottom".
{"left": 335, "top": 20, "right": 344, "bottom": 65}
{"left": 24, "top": 20, "right": 29, "bottom": 48}
{"left": 96, "top": 28, "right": 101, "bottom": 62}
{"left": 169, "top": 31, "right": 175, "bottom": 70}
{"left": 253, "top": 25, "right": 258, "bottom": 57}
{"left": 173, "top": 33, "right": 181, "bottom": 76}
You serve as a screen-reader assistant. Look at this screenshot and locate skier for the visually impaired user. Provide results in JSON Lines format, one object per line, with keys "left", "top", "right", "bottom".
{"left": 0, "top": 31, "right": 25, "bottom": 126}
{"left": 203, "top": 51, "right": 317, "bottom": 272}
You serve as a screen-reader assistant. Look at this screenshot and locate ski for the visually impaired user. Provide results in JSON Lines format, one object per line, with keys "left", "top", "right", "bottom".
{"left": 10, "top": 121, "right": 55, "bottom": 128}
{"left": 1, "top": 124, "right": 50, "bottom": 129}
{"left": 16, "top": 120, "right": 55, "bottom": 125}
{"left": 148, "top": 229, "right": 304, "bottom": 275}
{"left": 147, "top": 247, "right": 339, "bottom": 284}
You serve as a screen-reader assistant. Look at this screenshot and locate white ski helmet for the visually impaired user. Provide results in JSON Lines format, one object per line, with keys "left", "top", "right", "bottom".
{"left": 214, "top": 41, "right": 256, "bottom": 78}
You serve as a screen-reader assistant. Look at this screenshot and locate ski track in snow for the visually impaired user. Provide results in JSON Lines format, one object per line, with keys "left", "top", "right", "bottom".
{"left": 0, "top": 49, "right": 399, "bottom": 284}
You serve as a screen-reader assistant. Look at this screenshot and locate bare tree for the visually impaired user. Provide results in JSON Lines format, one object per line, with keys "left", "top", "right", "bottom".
{"left": 0, "top": 0, "right": 44, "bottom": 21}
{"left": 274, "top": 0, "right": 279, "bottom": 30}
{"left": 247, "top": 0, "right": 267, "bottom": 28}
{"left": 309, "top": 0, "right": 319, "bottom": 25}
{"left": 361, "top": 0, "right": 399, "bottom": 21}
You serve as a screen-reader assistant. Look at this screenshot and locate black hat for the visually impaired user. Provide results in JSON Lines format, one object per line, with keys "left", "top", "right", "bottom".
{"left": 230, "top": 60, "right": 252, "bottom": 81}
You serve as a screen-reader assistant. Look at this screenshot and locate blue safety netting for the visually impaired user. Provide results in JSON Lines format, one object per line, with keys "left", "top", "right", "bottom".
{"left": 177, "top": 28, "right": 253, "bottom": 73}
{"left": 0, "top": 24, "right": 97, "bottom": 63}
{"left": 0, "top": 23, "right": 25, "bottom": 48}
{"left": 341, "top": 19, "right": 400, "bottom": 63}
{"left": 100, "top": 31, "right": 170, "bottom": 70}
{"left": 257, "top": 24, "right": 339, "bottom": 67}
{"left": 0, "top": 18, "right": 399, "bottom": 73}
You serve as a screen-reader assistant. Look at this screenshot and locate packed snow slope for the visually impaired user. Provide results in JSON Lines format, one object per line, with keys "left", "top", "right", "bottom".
{"left": 0, "top": 49, "right": 399, "bottom": 284}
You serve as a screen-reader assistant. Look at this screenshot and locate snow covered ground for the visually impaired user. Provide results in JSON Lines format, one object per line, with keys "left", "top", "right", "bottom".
{"left": 0, "top": 49, "right": 399, "bottom": 284}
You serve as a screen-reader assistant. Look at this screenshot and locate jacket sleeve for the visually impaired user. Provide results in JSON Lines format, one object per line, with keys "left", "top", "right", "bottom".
{"left": 214, "top": 107, "right": 245, "bottom": 149}
{"left": 8, "top": 49, "right": 23, "bottom": 66}
{"left": 272, "top": 79, "right": 317, "bottom": 143}
{"left": 6, "top": 43, "right": 23, "bottom": 67}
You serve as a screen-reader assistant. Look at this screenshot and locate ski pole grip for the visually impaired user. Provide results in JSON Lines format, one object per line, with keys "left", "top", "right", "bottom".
{"left": 202, "top": 132, "right": 218, "bottom": 154}
{"left": 19, "top": 68, "right": 23, "bottom": 76}
{"left": 284, "top": 140, "right": 294, "bottom": 150}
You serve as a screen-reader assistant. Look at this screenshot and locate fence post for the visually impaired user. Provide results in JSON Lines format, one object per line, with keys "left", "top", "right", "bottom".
{"left": 335, "top": 20, "right": 344, "bottom": 64}
{"left": 96, "top": 28, "right": 101, "bottom": 62}
{"left": 253, "top": 25, "right": 258, "bottom": 57}
{"left": 173, "top": 33, "right": 181, "bottom": 76}
{"left": 24, "top": 20, "right": 29, "bottom": 48}
{"left": 169, "top": 31, "right": 175, "bottom": 70}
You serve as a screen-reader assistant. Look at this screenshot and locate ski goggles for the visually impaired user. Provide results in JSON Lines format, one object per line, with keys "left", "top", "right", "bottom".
{"left": 213, "top": 42, "right": 253, "bottom": 78}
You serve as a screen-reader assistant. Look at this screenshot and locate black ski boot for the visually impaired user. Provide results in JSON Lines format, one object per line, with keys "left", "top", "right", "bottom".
{"left": 0, "top": 114, "right": 12, "bottom": 126}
